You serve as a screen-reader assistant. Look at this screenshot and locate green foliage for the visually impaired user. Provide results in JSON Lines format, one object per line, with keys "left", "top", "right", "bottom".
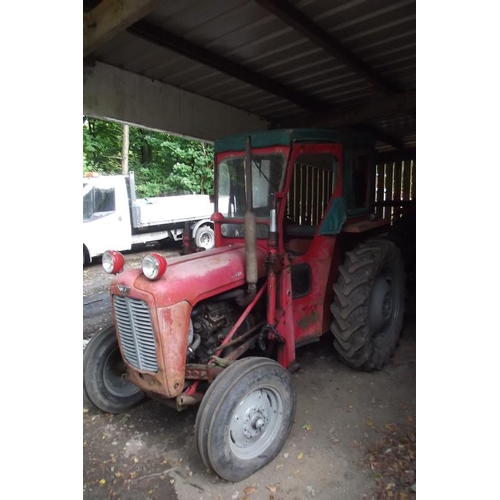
{"left": 83, "top": 118, "right": 124, "bottom": 174}
{"left": 83, "top": 117, "right": 214, "bottom": 197}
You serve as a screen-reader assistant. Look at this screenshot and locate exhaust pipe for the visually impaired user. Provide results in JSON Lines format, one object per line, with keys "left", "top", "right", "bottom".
{"left": 244, "top": 136, "right": 258, "bottom": 298}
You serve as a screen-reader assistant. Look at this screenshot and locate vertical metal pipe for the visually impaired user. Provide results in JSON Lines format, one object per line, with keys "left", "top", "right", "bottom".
{"left": 244, "top": 136, "right": 257, "bottom": 296}
{"left": 245, "top": 136, "right": 253, "bottom": 211}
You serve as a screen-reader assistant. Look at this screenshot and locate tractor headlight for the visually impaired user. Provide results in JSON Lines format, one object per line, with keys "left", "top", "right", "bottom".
{"left": 102, "top": 250, "right": 125, "bottom": 274}
{"left": 142, "top": 253, "right": 167, "bottom": 280}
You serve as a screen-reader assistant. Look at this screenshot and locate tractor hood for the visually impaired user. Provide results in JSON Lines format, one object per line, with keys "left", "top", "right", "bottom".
{"left": 111, "top": 244, "right": 267, "bottom": 307}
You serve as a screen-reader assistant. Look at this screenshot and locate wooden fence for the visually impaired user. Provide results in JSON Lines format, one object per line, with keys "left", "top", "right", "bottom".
{"left": 374, "top": 149, "right": 416, "bottom": 223}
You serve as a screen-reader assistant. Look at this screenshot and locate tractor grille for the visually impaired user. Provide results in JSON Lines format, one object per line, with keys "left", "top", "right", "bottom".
{"left": 113, "top": 295, "right": 159, "bottom": 372}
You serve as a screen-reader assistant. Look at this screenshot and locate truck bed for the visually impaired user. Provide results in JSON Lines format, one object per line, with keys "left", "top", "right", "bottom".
{"left": 132, "top": 194, "right": 214, "bottom": 228}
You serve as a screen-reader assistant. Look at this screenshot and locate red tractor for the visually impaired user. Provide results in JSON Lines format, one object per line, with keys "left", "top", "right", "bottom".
{"left": 83, "top": 129, "right": 405, "bottom": 482}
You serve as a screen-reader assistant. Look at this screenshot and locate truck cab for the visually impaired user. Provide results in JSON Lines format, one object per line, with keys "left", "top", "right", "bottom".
{"left": 83, "top": 174, "right": 132, "bottom": 265}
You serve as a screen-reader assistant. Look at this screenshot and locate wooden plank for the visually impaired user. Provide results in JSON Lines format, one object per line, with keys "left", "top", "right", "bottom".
{"left": 299, "top": 164, "right": 306, "bottom": 224}
{"left": 306, "top": 165, "right": 313, "bottom": 225}
{"left": 375, "top": 163, "right": 385, "bottom": 218}
{"left": 393, "top": 158, "right": 402, "bottom": 222}
{"left": 410, "top": 160, "right": 416, "bottom": 200}
{"left": 402, "top": 160, "right": 411, "bottom": 201}
{"left": 384, "top": 162, "right": 394, "bottom": 222}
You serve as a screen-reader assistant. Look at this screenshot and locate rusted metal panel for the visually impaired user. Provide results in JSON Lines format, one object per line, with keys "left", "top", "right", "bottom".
{"left": 111, "top": 290, "right": 192, "bottom": 399}
{"left": 129, "top": 244, "right": 267, "bottom": 307}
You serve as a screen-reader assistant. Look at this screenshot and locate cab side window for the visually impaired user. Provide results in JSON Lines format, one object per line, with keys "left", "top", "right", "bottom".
{"left": 286, "top": 153, "right": 337, "bottom": 227}
{"left": 344, "top": 151, "right": 371, "bottom": 213}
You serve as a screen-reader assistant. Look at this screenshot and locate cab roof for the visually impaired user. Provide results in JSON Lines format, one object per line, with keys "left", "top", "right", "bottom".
{"left": 214, "top": 128, "right": 374, "bottom": 153}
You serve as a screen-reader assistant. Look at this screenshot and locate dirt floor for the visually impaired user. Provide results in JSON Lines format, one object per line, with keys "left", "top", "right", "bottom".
{"left": 83, "top": 244, "right": 416, "bottom": 500}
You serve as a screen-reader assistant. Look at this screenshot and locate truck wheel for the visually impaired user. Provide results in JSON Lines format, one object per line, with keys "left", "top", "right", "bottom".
{"left": 83, "top": 246, "right": 90, "bottom": 267}
{"left": 195, "top": 357, "right": 296, "bottom": 482}
{"left": 195, "top": 225, "right": 214, "bottom": 250}
{"left": 330, "top": 239, "right": 405, "bottom": 371}
{"left": 83, "top": 325, "right": 146, "bottom": 413}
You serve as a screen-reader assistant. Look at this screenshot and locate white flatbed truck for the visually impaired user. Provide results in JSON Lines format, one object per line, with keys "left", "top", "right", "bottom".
{"left": 83, "top": 172, "right": 214, "bottom": 265}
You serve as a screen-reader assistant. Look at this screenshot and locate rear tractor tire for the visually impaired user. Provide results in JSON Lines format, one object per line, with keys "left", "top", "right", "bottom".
{"left": 195, "top": 357, "right": 296, "bottom": 482}
{"left": 83, "top": 325, "right": 146, "bottom": 413}
{"left": 330, "top": 238, "right": 405, "bottom": 371}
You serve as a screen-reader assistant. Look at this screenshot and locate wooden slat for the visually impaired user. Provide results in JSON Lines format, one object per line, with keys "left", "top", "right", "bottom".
{"left": 299, "top": 165, "right": 306, "bottom": 224}
{"left": 306, "top": 165, "right": 313, "bottom": 225}
{"left": 384, "top": 162, "right": 394, "bottom": 221}
{"left": 410, "top": 160, "right": 416, "bottom": 200}
{"left": 375, "top": 163, "right": 385, "bottom": 218}
{"left": 393, "top": 158, "right": 402, "bottom": 222}
{"left": 402, "top": 160, "right": 411, "bottom": 201}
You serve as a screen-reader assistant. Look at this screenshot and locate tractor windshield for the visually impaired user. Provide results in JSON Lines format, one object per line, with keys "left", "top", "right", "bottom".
{"left": 216, "top": 153, "right": 286, "bottom": 219}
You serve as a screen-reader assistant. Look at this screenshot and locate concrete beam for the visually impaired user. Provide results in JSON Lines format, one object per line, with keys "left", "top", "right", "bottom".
{"left": 84, "top": 0, "right": 161, "bottom": 57}
{"left": 83, "top": 62, "right": 268, "bottom": 141}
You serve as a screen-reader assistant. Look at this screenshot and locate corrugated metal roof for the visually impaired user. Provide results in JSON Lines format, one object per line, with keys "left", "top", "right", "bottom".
{"left": 88, "top": 0, "right": 416, "bottom": 150}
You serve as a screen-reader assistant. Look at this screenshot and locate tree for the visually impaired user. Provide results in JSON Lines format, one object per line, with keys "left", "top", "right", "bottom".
{"left": 121, "top": 124, "right": 129, "bottom": 175}
{"left": 83, "top": 117, "right": 214, "bottom": 197}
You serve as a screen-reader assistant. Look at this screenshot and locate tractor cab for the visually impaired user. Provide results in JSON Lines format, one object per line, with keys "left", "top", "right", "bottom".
{"left": 212, "top": 128, "right": 380, "bottom": 257}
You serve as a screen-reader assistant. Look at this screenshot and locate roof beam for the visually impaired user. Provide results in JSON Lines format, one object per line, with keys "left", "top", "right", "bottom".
{"left": 255, "top": 0, "right": 398, "bottom": 95}
{"left": 84, "top": 0, "right": 161, "bottom": 57}
{"left": 128, "top": 20, "right": 325, "bottom": 112}
{"left": 278, "top": 90, "right": 416, "bottom": 129}
{"left": 355, "top": 125, "right": 405, "bottom": 151}
{"left": 376, "top": 149, "right": 416, "bottom": 163}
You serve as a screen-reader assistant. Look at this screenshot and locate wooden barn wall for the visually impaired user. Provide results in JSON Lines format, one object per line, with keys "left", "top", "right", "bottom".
{"left": 374, "top": 149, "right": 416, "bottom": 223}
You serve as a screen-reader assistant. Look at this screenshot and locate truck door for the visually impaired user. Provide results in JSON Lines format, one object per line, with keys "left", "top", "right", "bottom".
{"left": 83, "top": 177, "right": 132, "bottom": 259}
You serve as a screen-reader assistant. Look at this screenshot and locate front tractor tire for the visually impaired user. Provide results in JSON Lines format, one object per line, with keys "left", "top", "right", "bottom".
{"left": 195, "top": 357, "right": 296, "bottom": 482}
{"left": 83, "top": 325, "right": 146, "bottom": 413}
{"left": 330, "top": 238, "right": 405, "bottom": 371}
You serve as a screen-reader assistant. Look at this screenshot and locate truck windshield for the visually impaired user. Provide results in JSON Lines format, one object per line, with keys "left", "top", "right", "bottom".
{"left": 217, "top": 153, "right": 286, "bottom": 219}
{"left": 83, "top": 182, "right": 116, "bottom": 221}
